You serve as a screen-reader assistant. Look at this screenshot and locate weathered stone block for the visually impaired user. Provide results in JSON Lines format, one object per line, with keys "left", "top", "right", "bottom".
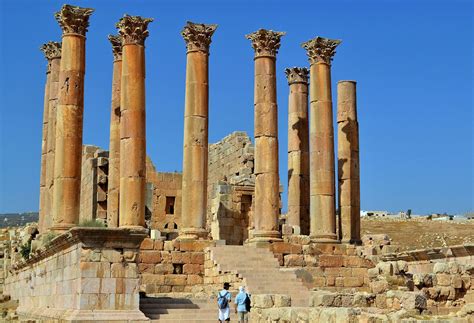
{"left": 101, "top": 249, "right": 123, "bottom": 263}
{"left": 252, "top": 294, "right": 274, "bottom": 309}
{"left": 343, "top": 277, "right": 364, "bottom": 287}
{"left": 139, "top": 251, "right": 161, "bottom": 264}
{"left": 273, "top": 294, "right": 291, "bottom": 307}
{"left": 164, "top": 274, "right": 187, "bottom": 286}
{"left": 284, "top": 254, "right": 304, "bottom": 267}
{"left": 140, "top": 238, "right": 154, "bottom": 250}
{"left": 319, "top": 255, "right": 343, "bottom": 267}
{"left": 171, "top": 251, "right": 191, "bottom": 264}
{"left": 154, "top": 263, "right": 174, "bottom": 275}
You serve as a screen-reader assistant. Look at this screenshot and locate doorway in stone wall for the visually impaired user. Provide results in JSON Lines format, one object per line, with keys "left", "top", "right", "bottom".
{"left": 240, "top": 194, "right": 252, "bottom": 244}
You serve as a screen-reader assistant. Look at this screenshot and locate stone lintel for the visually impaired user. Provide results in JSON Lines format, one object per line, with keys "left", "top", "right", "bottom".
{"left": 246, "top": 29, "right": 285, "bottom": 58}
{"left": 181, "top": 21, "right": 217, "bottom": 53}
{"left": 55, "top": 4, "right": 94, "bottom": 36}
{"left": 116, "top": 15, "right": 153, "bottom": 46}
{"left": 12, "top": 227, "right": 147, "bottom": 271}
{"left": 108, "top": 34, "right": 123, "bottom": 60}
{"left": 301, "top": 36, "right": 341, "bottom": 65}
{"left": 40, "top": 41, "right": 62, "bottom": 60}
{"left": 285, "top": 67, "right": 309, "bottom": 85}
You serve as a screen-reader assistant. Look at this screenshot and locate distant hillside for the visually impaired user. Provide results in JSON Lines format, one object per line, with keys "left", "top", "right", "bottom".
{"left": 0, "top": 212, "right": 38, "bottom": 228}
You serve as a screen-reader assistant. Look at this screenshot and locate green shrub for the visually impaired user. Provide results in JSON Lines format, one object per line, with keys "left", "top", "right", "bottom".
{"left": 42, "top": 232, "right": 58, "bottom": 246}
{"left": 78, "top": 219, "right": 106, "bottom": 228}
{"left": 19, "top": 240, "right": 31, "bottom": 260}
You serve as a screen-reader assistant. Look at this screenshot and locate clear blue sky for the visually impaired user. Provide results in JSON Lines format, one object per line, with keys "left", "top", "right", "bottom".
{"left": 0, "top": 0, "right": 472, "bottom": 215}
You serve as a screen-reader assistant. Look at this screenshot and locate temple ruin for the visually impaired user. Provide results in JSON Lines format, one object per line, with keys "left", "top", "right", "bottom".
{"left": 0, "top": 4, "right": 472, "bottom": 322}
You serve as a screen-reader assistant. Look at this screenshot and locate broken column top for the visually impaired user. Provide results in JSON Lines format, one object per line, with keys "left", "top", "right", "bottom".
{"left": 40, "top": 41, "right": 62, "bottom": 60}
{"left": 54, "top": 4, "right": 94, "bottom": 36}
{"left": 108, "top": 34, "right": 123, "bottom": 60}
{"left": 181, "top": 21, "right": 218, "bottom": 53}
{"left": 116, "top": 15, "right": 153, "bottom": 46}
{"left": 301, "top": 36, "right": 342, "bottom": 65}
{"left": 246, "top": 29, "right": 286, "bottom": 58}
{"left": 285, "top": 67, "right": 309, "bottom": 85}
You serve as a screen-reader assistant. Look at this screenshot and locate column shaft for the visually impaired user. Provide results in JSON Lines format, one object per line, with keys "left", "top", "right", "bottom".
{"left": 52, "top": 34, "right": 87, "bottom": 231}
{"left": 44, "top": 55, "right": 61, "bottom": 232}
{"left": 181, "top": 51, "right": 209, "bottom": 238}
{"left": 107, "top": 35, "right": 122, "bottom": 228}
{"left": 119, "top": 44, "right": 146, "bottom": 228}
{"left": 38, "top": 59, "right": 51, "bottom": 234}
{"left": 286, "top": 68, "right": 310, "bottom": 235}
{"left": 337, "top": 81, "right": 360, "bottom": 244}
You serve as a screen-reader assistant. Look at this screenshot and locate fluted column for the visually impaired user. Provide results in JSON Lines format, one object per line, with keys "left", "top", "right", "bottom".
{"left": 246, "top": 29, "right": 285, "bottom": 243}
{"left": 337, "top": 81, "right": 361, "bottom": 244}
{"left": 40, "top": 41, "right": 62, "bottom": 233}
{"left": 179, "top": 21, "right": 217, "bottom": 240}
{"left": 51, "top": 5, "right": 93, "bottom": 232}
{"left": 302, "top": 36, "right": 341, "bottom": 242}
{"left": 38, "top": 43, "right": 53, "bottom": 234}
{"left": 107, "top": 35, "right": 122, "bottom": 228}
{"left": 285, "top": 67, "right": 310, "bottom": 235}
{"left": 116, "top": 15, "right": 153, "bottom": 228}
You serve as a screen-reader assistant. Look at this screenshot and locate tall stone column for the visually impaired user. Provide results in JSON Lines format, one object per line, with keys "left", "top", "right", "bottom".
{"left": 302, "top": 36, "right": 341, "bottom": 242}
{"left": 51, "top": 5, "right": 93, "bottom": 232}
{"left": 246, "top": 29, "right": 285, "bottom": 243}
{"left": 179, "top": 21, "right": 217, "bottom": 240}
{"left": 285, "top": 67, "right": 310, "bottom": 235}
{"left": 337, "top": 81, "right": 361, "bottom": 244}
{"left": 116, "top": 15, "right": 153, "bottom": 228}
{"left": 40, "top": 41, "right": 62, "bottom": 233}
{"left": 38, "top": 43, "right": 53, "bottom": 234}
{"left": 106, "top": 35, "right": 122, "bottom": 228}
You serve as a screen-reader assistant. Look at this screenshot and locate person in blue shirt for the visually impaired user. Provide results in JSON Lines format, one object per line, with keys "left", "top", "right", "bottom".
{"left": 218, "top": 282, "right": 232, "bottom": 322}
{"left": 234, "top": 286, "right": 250, "bottom": 322}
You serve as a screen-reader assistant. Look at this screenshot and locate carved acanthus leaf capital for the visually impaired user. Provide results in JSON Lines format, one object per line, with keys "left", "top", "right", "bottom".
{"left": 54, "top": 4, "right": 94, "bottom": 36}
{"left": 285, "top": 67, "right": 309, "bottom": 85}
{"left": 246, "top": 29, "right": 285, "bottom": 58}
{"left": 108, "top": 34, "right": 123, "bottom": 60}
{"left": 181, "top": 21, "right": 217, "bottom": 53}
{"left": 301, "top": 36, "right": 341, "bottom": 65}
{"left": 40, "top": 41, "right": 62, "bottom": 60}
{"left": 116, "top": 15, "right": 153, "bottom": 46}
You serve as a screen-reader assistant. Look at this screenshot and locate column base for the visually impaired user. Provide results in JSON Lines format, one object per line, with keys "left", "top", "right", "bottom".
{"left": 50, "top": 223, "right": 75, "bottom": 233}
{"left": 247, "top": 230, "right": 282, "bottom": 245}
{"left": 310, "top": 233, "right": 339, "bottom": 243}
{"left": 177, "top": 227, "right": 208, "bottom": 240}
{"left": 341, "top": 238, "right": 362, "bottom": 245}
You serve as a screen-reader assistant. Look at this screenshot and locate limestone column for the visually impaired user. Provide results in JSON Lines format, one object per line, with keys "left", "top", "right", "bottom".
{"left": 51, "top": 5, "right": 93, "bottom": 232}
{"left": 285, "top": 67, "right": 310, "bottom": 235}
{"left": 337, "top": 81, "right": 361, "bottom": 244}
{"left": 246, "top": 29, "right": 285, "bottom": 243}
{"left": 40, "top": 41, "right": 62, "bottom": 233}
{"left": 179, "top": 21, "right": 217, "bottom": 240}
{"left": 106, "top": 35, "right": 122, "bottom": 228}
{"left": 302, "top": 36, "right": 341, "bottom": 242}
{"left": 116, "top": 15, "right": 153, "bottom": 228}
{"left": 38, "top": 43, "right": 53, "bottom": 234}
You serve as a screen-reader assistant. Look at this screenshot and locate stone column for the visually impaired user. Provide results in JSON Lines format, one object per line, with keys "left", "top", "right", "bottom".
{"left": 40, "top": 41, "right": 62, "bottom": 233}
{"left": 106, "top": 35, "right": 122, "bottom": 228}
{"left": 116, "top": 15, "right": 153, "bottom": 228}
{"left": 302, "top": 36, "right": 341, "bottom": 242}
{"left": 285, "top": 67, "right": 310, "bottom": 235}
{"left": 38, "top": 43, "right": 53, "bottom": 234}
{"left": 337, "top": 81, "right": 361, "bottom": 244}
{"left": 51, "top": 5, "right": 93, "bottom": 232}
{"left": 179, "top": 22, "right": 217, "bottom": 239}
{"left": 246, "top": 29, "right": 285, "bottom": 243}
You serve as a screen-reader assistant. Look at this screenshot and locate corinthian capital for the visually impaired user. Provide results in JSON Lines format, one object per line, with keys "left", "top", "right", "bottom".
{"left": 40, "top": 41, "right": 62, "bottom": 60}
{"left": 181, "top": 21, "right": 217, "bottom": 53}
{"left": 54, "top": 4, "right": 94, "bottom": 36}
{"left": 108, "top": 34, "right": 122, "bottom": 60}
{"left": 246, "top": 29, "right": 285, "bottom": 58}
{"left": 285, "top": 67, "right": 309, "bottom": 85}
{"left": 116, "top": 15, "right": 153, "bottom": 46}
{"left": 302, "top": 36, "right": 341, "bottom": 65}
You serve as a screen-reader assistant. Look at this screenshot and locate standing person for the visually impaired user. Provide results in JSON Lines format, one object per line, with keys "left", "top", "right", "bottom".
{"left": 218, "top": 282, "right": 232, "bottom": 322}
{"left": 234, "top": 286, "right": 250, "bottom": 322}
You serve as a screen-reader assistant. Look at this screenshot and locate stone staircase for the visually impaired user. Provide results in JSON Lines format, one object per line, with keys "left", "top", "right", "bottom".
{"left": 208, "top": 245, "right": 311, "bottom": 307}
{"left": 140, "top": 296, "right": 235, "bottom": 322}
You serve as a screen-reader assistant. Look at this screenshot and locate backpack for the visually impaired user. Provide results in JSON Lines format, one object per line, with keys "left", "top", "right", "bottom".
{"left": 217, "top": 291, "right": 229, "bottom": 309}
{"left": 244, "top": 293, "right": 251, "bottom": 312}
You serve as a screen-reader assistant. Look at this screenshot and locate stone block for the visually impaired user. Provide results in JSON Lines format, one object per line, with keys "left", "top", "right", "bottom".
{"left": 343, "top": 276, "right": 364, "bottom": 287}
{"left": 101, "top": 249, "right": 123, "bottom": 263}
{"left": 140, "top": 238, "right": 154, "bottom": 250}
{"left": 376, "top": 262, "right": 393, "bottom": 275}
{"left": 252, "top": 294, "right": 274, "bottom": 309}
{"left": 164, "top": 274, "right": 187, "bottom": 286}
{"left": 81, "top": 277, "right": 101, "bottom": 294}
{"left": 371, "top": 279, "right": 388, "bottom": 294}
{"left": 80, "top": 262, "right": 111, "bottom": 278}
{"left": 187, "top": 274, "right": 203, "bottom": 285}
{"left": 141, "top": 273, "right": 165, "bottom": 285}
{"left": 153, "top": 239, "right": 164, "bottom": 250}
{"left": 284, "top": 254, "right": 304, "bottom": 267}
{"left": 433, "top": 262, "right": 448, "bottom": 274}
{"left": 190, "top": 252, "right": 205, "bottom": 264}
{"left": 171, "top": 251, "right": 191, "bottom": 264}
{"left": 154, "top": 263, "right": 174, "bottom": 275}
{"left": 138, "top": 263, "right": 155, "bottom": 274}
{"left": 81, "top": 249, "right": 101, "bottom": 262}
{"left": 311, "top": 291, "right": 336, "bottom": 307}
{"left": 183, "top": 264, "right": 203, "bottom": 274}
{"left": 273, "top": 294, "right": 291, "bottom": 307}
{"left": 179, "top": 240, "right": 212, "bottom": 252}
{"left": 319, "top": 255, "right": 343, "bottom": 267}
{"left": 436, "top": 273, "right": 451, "bottom": 286}
{"left": 139, "top": 251, "right": 161, "bottom": 264}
